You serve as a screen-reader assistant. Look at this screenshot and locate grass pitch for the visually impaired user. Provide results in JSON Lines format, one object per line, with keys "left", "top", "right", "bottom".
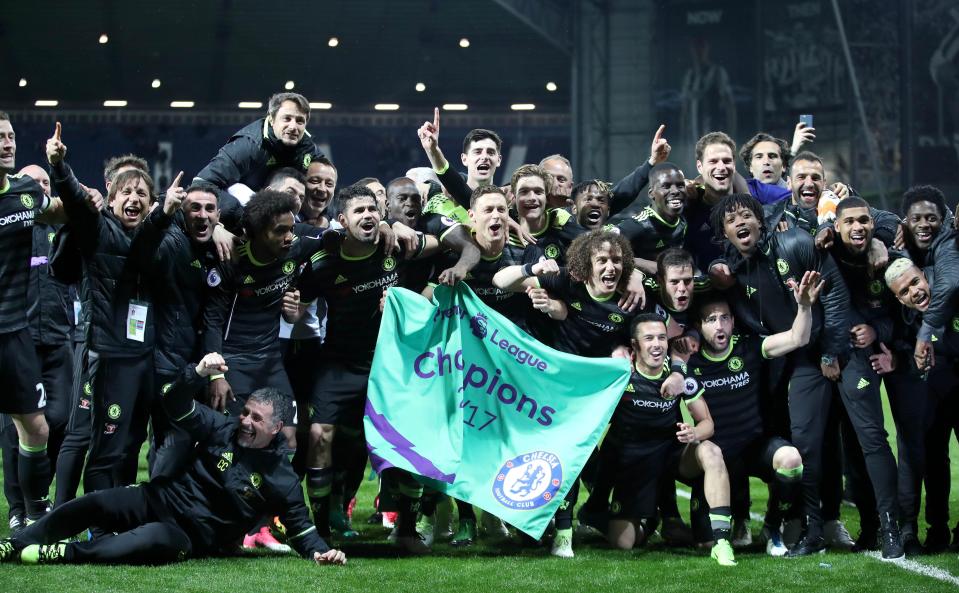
{"left": 2, "top": 388, "right": 959, "bottom": 593}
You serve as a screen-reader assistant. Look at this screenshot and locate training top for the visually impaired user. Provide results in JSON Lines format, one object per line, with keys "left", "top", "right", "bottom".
{"left": 152, "top": 365, "right": 330, "bottom": 557}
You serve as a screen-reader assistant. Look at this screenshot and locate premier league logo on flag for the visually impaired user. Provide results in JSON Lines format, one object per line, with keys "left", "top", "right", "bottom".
{"left": 365, "top": 284, "right": 629, "bottom": 538}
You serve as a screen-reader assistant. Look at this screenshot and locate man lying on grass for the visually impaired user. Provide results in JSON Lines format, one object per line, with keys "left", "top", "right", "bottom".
{"left": 0, "top": 352, "right": 346, "bottom": 566}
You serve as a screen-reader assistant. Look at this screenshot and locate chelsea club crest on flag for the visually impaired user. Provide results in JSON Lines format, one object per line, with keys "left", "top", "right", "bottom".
{"left": 365, "top": 284, "right": 630, "bottom": 538}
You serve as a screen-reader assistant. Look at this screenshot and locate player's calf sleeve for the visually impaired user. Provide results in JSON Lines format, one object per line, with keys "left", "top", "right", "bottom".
{"left": 767, "top": 464, "right": 803, "bottom": 522}
{"left": 307, "top": 467, "right": 334, "bottom": 536}
{"left": 18, "top": 442, "right": 51, "bottom": 520}
{"left": 386, "top": 470, "right": 423, "bottom": 536}
{"left": 709, "top": 505, "right": 732, "bottom": 542}
{"left": 455, "top": 498, "right": 476, "bottom": 522}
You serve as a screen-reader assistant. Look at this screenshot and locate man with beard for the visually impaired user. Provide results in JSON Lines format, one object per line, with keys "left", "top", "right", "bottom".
{"left": 712, "top": 193, "right": 869, "bottom": 555}
{"left": 570, "top": 180, "right": 612, "bottom": 231}
{"left": 295, "top": 185, "right": 439, "bottom": 554}
{"left": 828, "top": 198, "right": 922, "bottom": 554}
{"left": 605, "top": 314, "right": 736, "bottom": 566}
{"left": 684, "top": 132, "right": 738, "bottom": 273}
{"left": 0, "top": 352, "right": 346, "bottom": 567}
{"left": 615, "top": 163, "right": 687, "bottom": 274}
{"left": 893, "top": 186, "right": 959, "bottom": 551}
{"left": 687, "top": 274, "right": 820, "bottom": 557}
{"left": 148, "top": 179, "right": 222, "bottom": 478}
{"left": 194, "top": 93, "right": 325, "bottom": 232}
{"left": 46, "top": 124, "right": 168, "bottom": 496}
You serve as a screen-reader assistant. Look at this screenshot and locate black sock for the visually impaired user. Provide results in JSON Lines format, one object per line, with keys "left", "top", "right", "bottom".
{"left": 709, "top": 505, "right": 732, "bottom": 542}
{"left": 306, "top": 467, "right": 333, "bottom": 536}
{"left": 455, "top": 498, "right": 475, "bottom": 522}
{"left": 19, "top": 443, "right": 51, "bottom": 520}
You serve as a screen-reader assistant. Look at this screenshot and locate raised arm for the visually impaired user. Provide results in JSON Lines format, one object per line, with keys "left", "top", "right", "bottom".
{"left": 762, "top": 270, "right": 823, "bottom": 358}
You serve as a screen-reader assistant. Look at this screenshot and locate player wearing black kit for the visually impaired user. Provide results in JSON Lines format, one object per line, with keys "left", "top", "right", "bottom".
{"left": 296, "top": 185, "right": 439, "bottom": 553}
{"left": 0, "top": 114, "right": 66, "bottom": 523}
{"left": 615, "top": 162, "right": 687, "bottom": 275}
{"left": 149, "top": 180, "right": 222, "bottom": 478}
{"left": 508, "top": 164, "right": 586, "bottom": 267}
{"left": 494, "top": 229, "right": 648, "bottom": 557}
{"left": 605, "top": 314, "right": 736, "bottom": 566}
{"left": 0, "top": 352, "right": 346, "bottom": 567}
{"left": 203, "top": 189, "right": 327, "bottom": 451}
{"left": 688, "top": 272, "right": 822, "bottom": 557}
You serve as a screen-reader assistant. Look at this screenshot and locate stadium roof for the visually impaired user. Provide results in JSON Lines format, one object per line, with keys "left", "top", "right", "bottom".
{"left": 1, "top": 0, "right": 571, "bottom": 114}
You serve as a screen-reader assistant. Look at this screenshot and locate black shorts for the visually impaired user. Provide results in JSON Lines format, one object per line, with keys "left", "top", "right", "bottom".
{"left": 724, "top": 435, "right": 792, "bottom": 484}
{"left": 224, "top": 355, "right": 296, "bottom": 426}
{"left": 309, "top": 359, "right": 368, "bottom": 427}
{"left": 0, "top": 328, "right": 46, "bottom": 415}
{"left": 609, "top": 439, "right": 683, "bottom": 522}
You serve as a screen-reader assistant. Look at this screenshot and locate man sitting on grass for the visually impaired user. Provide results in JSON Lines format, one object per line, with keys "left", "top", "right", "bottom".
{"left": 0, "top": 353, "right": 346, "bottom": 566}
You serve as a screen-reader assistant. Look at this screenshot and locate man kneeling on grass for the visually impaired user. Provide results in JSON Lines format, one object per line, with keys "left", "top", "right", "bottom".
{"left": 604, "top": 314, "right": 737, "bottom": 566}
{"left": 0, "top": 353, "right": 346, "bottom": 566}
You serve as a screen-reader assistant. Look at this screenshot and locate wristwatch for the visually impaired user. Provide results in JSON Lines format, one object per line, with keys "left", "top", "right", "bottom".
{"left": 820, "top": 354, "right": 835, "bottom": 366}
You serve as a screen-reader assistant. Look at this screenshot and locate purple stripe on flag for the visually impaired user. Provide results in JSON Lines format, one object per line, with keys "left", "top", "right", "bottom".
{"left": 365, "top": 400, "right": 456, "bottom": 483}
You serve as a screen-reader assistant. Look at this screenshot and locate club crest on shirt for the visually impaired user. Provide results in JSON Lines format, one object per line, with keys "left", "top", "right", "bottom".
{"left": 20, "top": 194, "right": 34, "bottom": 209}
{"left": 727, "top": 356, "right": 744, "bottom": 372}
{"left": 207, "top": 268, "right": 222, "bottom": 287}
{"left": 383, "top": 256, "right": 396, "bottom": 271}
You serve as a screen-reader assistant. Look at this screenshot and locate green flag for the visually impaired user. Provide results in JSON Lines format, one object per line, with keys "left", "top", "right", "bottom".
{"left": 365, "top": 283, "right": 630, "bottom": 538}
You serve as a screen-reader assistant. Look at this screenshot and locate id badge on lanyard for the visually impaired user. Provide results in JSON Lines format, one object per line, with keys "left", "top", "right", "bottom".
{"left": 126, "top": 300, "right": 149, "bottom": 342}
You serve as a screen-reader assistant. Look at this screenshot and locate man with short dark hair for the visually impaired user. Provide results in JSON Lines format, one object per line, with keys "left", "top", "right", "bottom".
{"left": 103, "top": 154, "right": 149, "bottom": 192}
{"left": 194, "top": 92, "right": 325, "bottom": 232}
{"left": 615, "top": 162, "right": 687, "bottom": 274}
{"left": 302, "top": 157, "right": 337, "bottom": 228}
{"left": 687, "top": 274, "right": 821, "bottom": 557}
{"left": 605, "top": 314, "right": 736, "bottom": 566}
{"left": 0, "top": 352, "right": 346, "bottom": 567}
{"left": 418, "top": 108, "right": 503, "bottom": 209}
{"left": 570, "top": 180, "right": 611, "bottom": 231}
{"left": 738, "top": 132, "right": 791, "bottom": 205}
{"left": 295, "top": 185, "right": 439, "bottom": 553}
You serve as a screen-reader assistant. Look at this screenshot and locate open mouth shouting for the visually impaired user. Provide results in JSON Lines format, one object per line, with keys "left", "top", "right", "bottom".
{"left": 799, "top": 185, "right": 819, "bottom": 208}
{"left": 476, "top": 162, "right": 492, "bottom": 177}
{"left": 486, "top": 219, "right": 504, "bottom": 239}
{"left": 600, "top": 270, "right": 619, "bottom": 291}
{"left": 122, "top": 203, "right": 143, "bottom": 224}
{"left": 712, "top": 330, "right": 728, "bottom": 350}
{"left": 735, "top": 226, "right": 755, "bottom": 249}
{"left": 913, "top": 290, "right": 930, "bottom": 310}
{"left": 648, "top": 345, "right": 666, "bottom": 365}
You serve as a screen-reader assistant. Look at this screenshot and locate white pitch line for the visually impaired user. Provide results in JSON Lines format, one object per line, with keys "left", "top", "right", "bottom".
{"left": 676, "top": 488, "right": 959, "bottom": 585}
{"left": 861, "top": 551, "right": 959, "bottom": 586}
